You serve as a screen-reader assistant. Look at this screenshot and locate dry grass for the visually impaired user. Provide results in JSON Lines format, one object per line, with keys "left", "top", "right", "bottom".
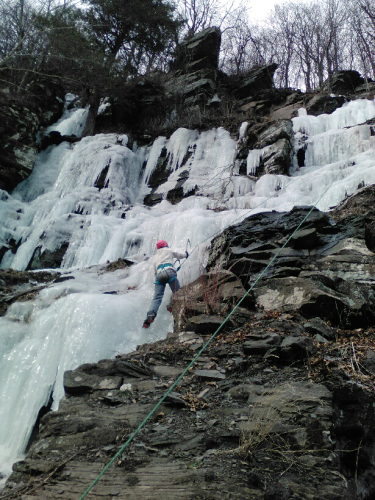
{"left": 233, "top": 383, "right": 332, "bottom": 467}
{"left": 171, "top": 265, "right": 243, "bottom": 331}
{"left": 308, "top": 327, "right": 375, "bottom": 390}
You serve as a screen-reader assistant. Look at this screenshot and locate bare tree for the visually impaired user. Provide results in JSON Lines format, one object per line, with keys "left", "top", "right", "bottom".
{"left": 177, "top": 0, "right": 246, "bottom": 43}
{"left": 219, "top": 6, "right": 264, "bottom": 74}
{"left": 0, "top": 0, "right": 109, "bottom": 104}
{"left": 220, "top": 19, "right": 252, "bottom": 74}
{"left": 348, "top": 0, "right": 375, "bottom": 78}
{"left": 266, "top": 4, "right": 297, "bottom": 87}
{"left": 259, "top": 0, "right": 361, "bottom": 90}
{"left": 178, "top": 0, "right": 220, "bottom": 34}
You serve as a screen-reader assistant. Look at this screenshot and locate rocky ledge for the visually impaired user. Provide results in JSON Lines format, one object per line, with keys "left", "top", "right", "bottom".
{"left": 0, "top": 81, "right": 65, "bottom": 193}
{"left": 2, "top": 188, "right": 375, "bottom": 500}
{"left": 0, "top": 269, "right": 60, "bottom": 316}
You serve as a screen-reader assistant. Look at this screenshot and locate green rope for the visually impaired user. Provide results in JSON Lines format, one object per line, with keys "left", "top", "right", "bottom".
{"left": 79, "top": 178, "right": 335, "bottom": 499}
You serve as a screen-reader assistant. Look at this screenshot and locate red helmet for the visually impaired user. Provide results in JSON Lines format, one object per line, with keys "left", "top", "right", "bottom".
{"left": 156, "top": 240, "right": 168, "bottom": 249}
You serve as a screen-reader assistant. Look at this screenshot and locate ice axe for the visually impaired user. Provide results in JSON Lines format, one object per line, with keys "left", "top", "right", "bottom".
{"left": 175, "top": 239, "right": 191, "bottom": 271}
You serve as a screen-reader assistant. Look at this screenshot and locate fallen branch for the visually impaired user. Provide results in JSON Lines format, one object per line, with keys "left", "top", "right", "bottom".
{"left": 1, "top": 451, "right": 80, "bottom": 499}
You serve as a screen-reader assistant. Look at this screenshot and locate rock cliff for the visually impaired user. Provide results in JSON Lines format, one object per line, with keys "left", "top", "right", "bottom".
{"left": 1, "top": 27, "right": 375, "bottom": 500}
{"left": 0, "top": 81, "right": 65, "bottom": 192}
{"left": 2, "top": 186, "right": 375, "bottom": 500}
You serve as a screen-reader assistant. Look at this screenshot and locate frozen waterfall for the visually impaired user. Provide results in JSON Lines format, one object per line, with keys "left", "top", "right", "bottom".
{"left": 0, "top": 97, "right": 374, "bottom": 486}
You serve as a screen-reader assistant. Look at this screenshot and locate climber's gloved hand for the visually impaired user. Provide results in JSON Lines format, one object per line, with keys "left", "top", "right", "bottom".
{"left": 185, "top": 251, "right": 189, "bottom": 258}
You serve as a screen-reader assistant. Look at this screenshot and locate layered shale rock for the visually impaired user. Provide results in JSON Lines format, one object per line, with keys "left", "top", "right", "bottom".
{"left": 0, "top": 82, "right": 64, "bottom": 192}
{"left": 207, "top": 187, "right": 375, "bottom": 329}
{"left": 3, "top": 187, "right": 375, "bottom": 500}
{"left": 2, "top": 24, "right": 375, "bottom": 500}
{"left": 4, "top": 309, "right": 375, "bottom": 499}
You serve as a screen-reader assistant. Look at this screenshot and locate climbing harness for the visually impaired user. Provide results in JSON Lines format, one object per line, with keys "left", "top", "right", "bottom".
{"left": 155, "top": 263, "right": 174, "bottom": 282}
{"left": 78, "top": 176, "right": 338, "bottom": 500}
{"left": 155, "top": 268, "right": 177, "bottom": 285}
{"left": 157, "top": 262, "right": 173, "bottom": 270}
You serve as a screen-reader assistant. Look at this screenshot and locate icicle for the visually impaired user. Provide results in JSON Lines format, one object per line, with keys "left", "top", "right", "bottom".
{"left": 239, "top": 121, "right": 248, "bottom": 140}
{"left": 246, "top": 149, "right": 262, "bottom": 175}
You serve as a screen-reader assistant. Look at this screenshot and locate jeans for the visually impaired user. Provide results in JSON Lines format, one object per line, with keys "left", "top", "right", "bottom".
{"left": 147, "top": 268, "right": 180, "bottom": 317}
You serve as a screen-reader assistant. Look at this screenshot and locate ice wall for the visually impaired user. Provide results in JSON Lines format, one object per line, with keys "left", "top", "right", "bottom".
{"left": 2, "top": 99, "right": 374, "bottom": 271}
{"left": 0, "top": 97, "right": 374, "bottom": 486}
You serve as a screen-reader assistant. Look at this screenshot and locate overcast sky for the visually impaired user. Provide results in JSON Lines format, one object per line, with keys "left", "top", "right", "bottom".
{"left": 249, "top": 0, "right": 278, "bottom": 20}
{"left": 63, "top": 0, "right": 304, "bottom": 25}
{"left": 247, "top": 0, "right": 309, "bottom": 21}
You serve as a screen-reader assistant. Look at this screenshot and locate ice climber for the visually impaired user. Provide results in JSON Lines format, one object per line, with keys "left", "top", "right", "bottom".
{"left": 143, "top": 240, "right": 188, "bottom": 328}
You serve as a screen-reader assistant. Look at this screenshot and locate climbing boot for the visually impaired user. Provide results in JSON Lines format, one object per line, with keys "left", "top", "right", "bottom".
{"left": 143, "top": 313, "right": 156, "bottom": 328}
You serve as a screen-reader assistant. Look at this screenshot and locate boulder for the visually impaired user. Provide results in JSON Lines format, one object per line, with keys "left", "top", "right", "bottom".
{"left": 207, "top": 199, "right": 375, "bottom": 328}
{"left": 12, "top": 459, "right": 58, "bottom": 476}
{"left": 289, "top": 228, "right": 317, "bottom": 249}
{"left": 207, "top": 207, "right": 332, "bottom": 270}
{"left": 240, "top": 134, "right": 294, "bottom": 176}
{"left": 241, "top": 137, "right": 293, "bottom": 177}
{"left": 40, "top": 131, "right": 79, "bottom": 150}
{"left": 227, "top": 256, "right": 269, "bottom": 278}
{"left": 186, "top": 314, "right": 226, "bottom": 333}
{"left": 315, "top": 333, "right": 330, "bottom": 343}
{"left": 304, "top": 317, "right": 336, "bottom": 341}
{"left": 163, "top": 69, "right": 216, "bottom": 103}
{"left": 229, "top": 242, "right": 278, "bottom": 259}
{"left": 79, "top": 358, "right": 154, "bottom": 378}
{"left": 362, "top": 349, "right": 375, "bottom": 375}
{"left": 260, "top": 138, "right": 293, "bottom": 175}
{"left": 243, "top": 332, "right": 281, "bottom": 355}
{"left": 323, "top": 237, "right": 374, "bottom": 257}
{"left": 323, "top": 70, "right": 366, "bottom": 93}
{"left": 306, "top": 93, "right": 346, "bottom": 116}
{"left": 279, "top": 336, "right": 314, "bottom": 362}
{"left": 182, "top": 76, "right": 215, "bottom": 97}
{"left": 272, "top": 102, "right": 303, "bottom": 120}
{"left": 228, "top": 384, "right": 264, "bottom": 401}
{"left": 165, "top": 392, "right": 187, "bottom": 406}
{"left": 26, "top": 243, "right": 69, "bottom": 270}
{"left": 255, "top": 276, "right": 375, "bottom": 327}
{"left": 315, "top": 251, "right": 374, "bottom": 284}
{"left": 233, "top": 63, "right": 278, "bottom": 99}
{"left": 254, "top": 120, "right": 293, "bottom": 149}
{"left": 64, "top": 370, "right": 122, "bottom": 395}
{"left": 173, "top": 27, "right": 221, "bottom": 73}
{"left": 144, "top": 193, "right": 163, "bottom": 206}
